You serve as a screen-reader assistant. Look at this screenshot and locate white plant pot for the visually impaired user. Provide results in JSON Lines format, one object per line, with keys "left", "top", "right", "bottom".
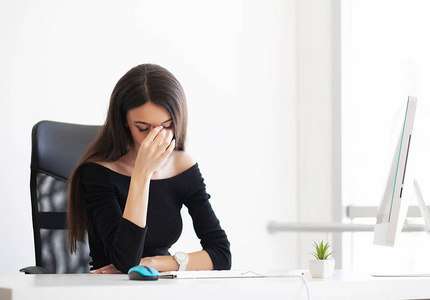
{"left": 309, "top": 259, "right": 335, "bottom": 278}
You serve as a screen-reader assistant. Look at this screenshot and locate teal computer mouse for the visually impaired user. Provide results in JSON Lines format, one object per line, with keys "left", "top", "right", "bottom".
{"left": 128, "top": 266, "right": 159, "bottom": 281}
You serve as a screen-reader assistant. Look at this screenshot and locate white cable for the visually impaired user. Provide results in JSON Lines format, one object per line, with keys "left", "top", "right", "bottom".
{"left": 242, "top": 272, "right": 310, "bottom": 300}
{"left": 294, "top": 275, "right": 310, "bottom": 300}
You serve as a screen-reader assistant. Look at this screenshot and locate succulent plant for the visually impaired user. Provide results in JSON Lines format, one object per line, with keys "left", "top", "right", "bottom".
{"left": 311, "top": 240, "right": 333, "bottom": 260}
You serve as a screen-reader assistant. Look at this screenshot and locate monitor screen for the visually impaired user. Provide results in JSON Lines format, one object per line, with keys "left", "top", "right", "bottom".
{"left": 374, "top": 96, "right": 417, "bottom": 247}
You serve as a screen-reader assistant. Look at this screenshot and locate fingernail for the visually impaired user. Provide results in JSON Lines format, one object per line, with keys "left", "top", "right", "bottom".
{"left": 90, "top": 270, "right": 96, "bottom": 274}
{"left": 102, "top": 270, "right": 107, "bottom": 274}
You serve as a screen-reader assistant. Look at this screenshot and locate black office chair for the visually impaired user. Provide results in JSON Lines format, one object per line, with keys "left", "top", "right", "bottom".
{"left": 20, "top": 121, "right": 101, "bottom": 274}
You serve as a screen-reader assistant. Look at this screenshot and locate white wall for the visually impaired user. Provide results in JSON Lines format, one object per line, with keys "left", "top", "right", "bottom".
{"left": 0, "top": 0, "right": 338, "bottom": 274}
{"left": 295, "top": 0, "right": 342, "bottom": 268}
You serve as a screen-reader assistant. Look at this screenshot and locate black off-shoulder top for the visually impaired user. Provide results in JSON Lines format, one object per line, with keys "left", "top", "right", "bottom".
{"left": 79, "top": 162, "right": 231, "bottom": 273}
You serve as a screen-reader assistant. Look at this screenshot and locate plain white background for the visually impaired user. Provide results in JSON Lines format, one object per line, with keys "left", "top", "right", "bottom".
{"left": 0, "top": 0, "right": 339, "bottom": 274}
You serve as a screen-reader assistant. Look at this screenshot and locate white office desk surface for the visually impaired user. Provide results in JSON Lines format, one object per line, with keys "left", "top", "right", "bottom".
{"left": 0, "top": 272, "right": 306, "bottom": 300}
{"left": 1, "top": 270, "right": 430, "bottom": 300}
{"left": 307, "top": 271, "right": 430, "bottom": 299}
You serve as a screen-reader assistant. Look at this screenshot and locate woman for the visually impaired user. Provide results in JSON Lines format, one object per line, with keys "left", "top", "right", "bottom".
{"left": 67, "top": 64, "right": 231, "bottom": 274}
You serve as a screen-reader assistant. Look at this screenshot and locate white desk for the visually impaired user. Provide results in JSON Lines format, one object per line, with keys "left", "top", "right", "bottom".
{"left": 1, "top": 270, "right": 430, "bottom": 300}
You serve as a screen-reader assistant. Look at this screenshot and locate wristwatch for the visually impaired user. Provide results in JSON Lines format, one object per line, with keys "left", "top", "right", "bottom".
{"left": 174, "top": 252, "right": 189, "bottom": 271}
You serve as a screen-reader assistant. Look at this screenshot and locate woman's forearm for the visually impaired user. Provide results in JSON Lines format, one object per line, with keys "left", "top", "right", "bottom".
{"left": 140, "top": 250, "right": 213, "bottom": 272}
{"left": 187, "top": 250, "right": 214, "bottom": 270}
{"left": 122, "top": 175, "right": 151, "bottom": 228}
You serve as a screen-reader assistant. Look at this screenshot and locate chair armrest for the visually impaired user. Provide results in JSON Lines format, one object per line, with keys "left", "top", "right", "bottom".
{"left": 19, "top": 266, "right": 50, "bottom": 274}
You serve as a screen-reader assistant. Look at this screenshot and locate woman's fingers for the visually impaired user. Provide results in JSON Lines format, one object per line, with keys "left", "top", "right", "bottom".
{"left": 163, "top": 137, "right": 175, "bottom": 155}
{"left": 147, "top": 129, "right": 173, "bottom": 155}
{"left": 90, "top": 264, "right": 111, "bottom": 274}
{"left": 157, "top": 130, "right": 174, "bottom": 151}
{"left": 144, "top": 126, "right": 164, "bottom": 144}
{"left": 90, "top": 264, "right": 121, "bottom": 274}
{"left": 152, "top": 128, "right": 168, "bottom": 147}
{"left": 103, "top": 267, "right": 122, "bottom": 274}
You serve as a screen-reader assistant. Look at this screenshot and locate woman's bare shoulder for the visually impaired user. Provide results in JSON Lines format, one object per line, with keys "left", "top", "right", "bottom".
{"left": 171, "top": 150, "right": 197, "bottom": 174}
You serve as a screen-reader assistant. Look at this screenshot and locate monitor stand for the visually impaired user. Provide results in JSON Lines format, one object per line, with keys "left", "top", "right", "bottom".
{"left": 413, "top": 179, "right": 430, "bottom": 233}
{"left": 372, "top": 179, "right": 430, "bottom": 277}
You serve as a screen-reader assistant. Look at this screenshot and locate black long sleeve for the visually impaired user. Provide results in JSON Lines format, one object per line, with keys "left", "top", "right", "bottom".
{"left": 184, "top": 166, "right": 231, "bottom": 270}
{"left": 78, "top": 162, "right": 231, "bottom": 273}
{"left": 80, "top": 164, "right": 147, "bottom": 273}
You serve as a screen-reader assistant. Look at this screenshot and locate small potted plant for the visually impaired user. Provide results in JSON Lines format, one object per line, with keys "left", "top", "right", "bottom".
{"left": 309, "top": 240, "right": 335, "bottom": 278}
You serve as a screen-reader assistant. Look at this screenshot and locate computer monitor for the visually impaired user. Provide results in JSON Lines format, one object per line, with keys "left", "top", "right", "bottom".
{"left": 373, "top": 96, "right": 417, "bottom": 247}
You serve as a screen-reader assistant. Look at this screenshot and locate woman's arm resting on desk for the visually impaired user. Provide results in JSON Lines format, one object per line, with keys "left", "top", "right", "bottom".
{"left": 140, "top": 250, "right": 213, "bottom": 272}
{"left": 91, "top": 250, "right": 213, "bottom": 274}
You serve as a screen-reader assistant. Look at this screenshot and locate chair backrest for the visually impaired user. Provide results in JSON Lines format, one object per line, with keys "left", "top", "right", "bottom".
{"left": 30, "top": 121, "right": 100, "bottom": 273}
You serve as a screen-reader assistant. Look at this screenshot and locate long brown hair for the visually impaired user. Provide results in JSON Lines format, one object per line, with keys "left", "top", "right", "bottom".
{"left": 67, "top": 64, "right": 188, "bottom": 253}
